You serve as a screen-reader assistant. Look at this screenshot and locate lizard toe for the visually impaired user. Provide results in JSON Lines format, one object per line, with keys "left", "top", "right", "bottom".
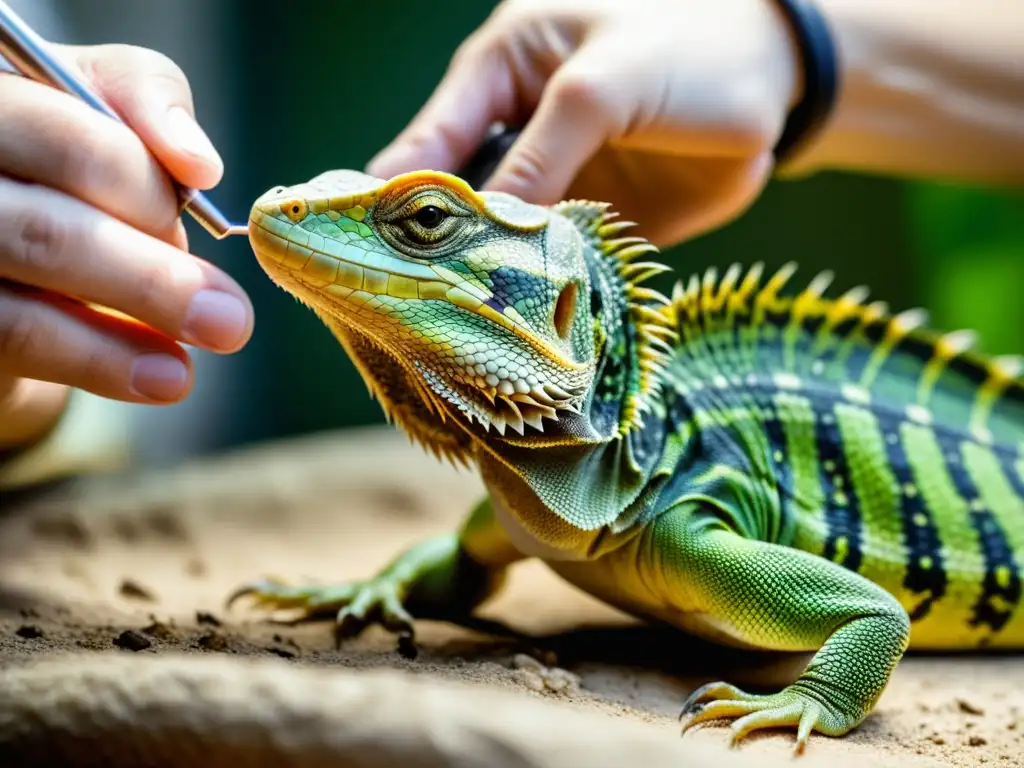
{"left": 226, "top": 577, "right": 361, "bottom": 621}
{"left": 332, "top": 579, "right": 419, "bottom": 653}
{"left": 679, "top": 681, "right": 750, "bottom": 718}
{"left": 680, "top": 682, "right": 855, "bottom": 753}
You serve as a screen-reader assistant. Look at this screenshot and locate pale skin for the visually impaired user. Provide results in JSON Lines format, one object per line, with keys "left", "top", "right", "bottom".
{"left": 0, "top": 44, "right": 254, "bottom": 450}
{"left": 367, "top": 0, "right": 1024, "bottom": 240}
{"left": 3, "top": 0, "right": 1023, "bottom": 450}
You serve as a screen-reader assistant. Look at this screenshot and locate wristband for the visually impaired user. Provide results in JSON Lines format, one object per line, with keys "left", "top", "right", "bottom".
{"left": 770, "top": 0, "right": 840, "bottom": 165}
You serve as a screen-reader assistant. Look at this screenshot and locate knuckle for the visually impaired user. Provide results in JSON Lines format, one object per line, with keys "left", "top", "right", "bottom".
{"left": 449, "top": 35, "right": 481, "bottom": 69}
{"left": 0, "top": 299, "right": 47, "bottom": 365}
{"left": 504, "top": 143, "right": 550, "bottom": 189}
{"left": 83, "top": 43, "right": 193, "bottom": 104}
{"left": 550, "top": 68, "right": 607, "bottom": 113}
{"left": 78, "top": 340, "right": 116, "bottom": 391}
{"left": 131, "top": 263, "right": 173, "bottom": 316}
{"left": 3, "top": 204, "right": 73, "bottom": 276}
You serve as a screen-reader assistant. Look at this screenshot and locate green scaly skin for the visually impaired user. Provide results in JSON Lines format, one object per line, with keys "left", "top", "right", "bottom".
{"left": 227, "top": 168, "right": 1024, "bottom": 752}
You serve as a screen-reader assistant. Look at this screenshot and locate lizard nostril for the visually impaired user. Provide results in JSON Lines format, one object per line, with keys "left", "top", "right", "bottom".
{"left": 279, "top": 199, "right": 308, "bottom": 222}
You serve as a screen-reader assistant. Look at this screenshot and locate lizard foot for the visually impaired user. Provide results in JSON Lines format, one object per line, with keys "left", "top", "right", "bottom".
{"left": 226, "top": 576, "right": 418, "bottom": 658}
{"left": 679, "top": 681, "right": 855, "bottom": 753}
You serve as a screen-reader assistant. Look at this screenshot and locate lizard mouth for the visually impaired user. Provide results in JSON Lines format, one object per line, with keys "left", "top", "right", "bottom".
{"left": 248, "top": 208, "right": 591, "bottom": 436}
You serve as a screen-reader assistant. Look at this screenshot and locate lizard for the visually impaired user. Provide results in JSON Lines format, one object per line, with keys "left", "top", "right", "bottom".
{"left": 227, "top": 167, "right": 1024, "bottom": 753}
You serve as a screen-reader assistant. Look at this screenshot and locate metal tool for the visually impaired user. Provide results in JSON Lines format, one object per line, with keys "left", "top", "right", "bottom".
{"left": 0, "top": 0, "right": 246, "bottom": 239}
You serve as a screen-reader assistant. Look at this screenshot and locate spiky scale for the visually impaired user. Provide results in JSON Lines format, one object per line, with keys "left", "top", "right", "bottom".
{"left": 597, "top": 220, "right": 637, "bottom": 238}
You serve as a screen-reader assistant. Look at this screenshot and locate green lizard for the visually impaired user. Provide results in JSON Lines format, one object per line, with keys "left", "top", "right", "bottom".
{"left": 228, "top": 168, "right": 1024, "bottom": 752}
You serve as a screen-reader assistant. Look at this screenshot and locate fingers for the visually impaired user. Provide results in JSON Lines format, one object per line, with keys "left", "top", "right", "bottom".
{"left": 0, "top": 74, "right": 181, "bottom": 245}
{"left": 0, "top": 43, "right": 224, "bottom": 246}
{"left": 0, "top": 177, "right": 254, "bottom": 354}
{"left": 485, "top": 41, "right": 623, "bottom": 203}
{"left": 67, "top": 43, "right": 224, "bottom": 190}
{"left": 0, "top": 284, "right": 193, "bottom": 403}
{"left": 0, "top": 43, "right": 243, "bottom": 413}
{"left": 366, "top": 35, "right": 519, "bottom": 178}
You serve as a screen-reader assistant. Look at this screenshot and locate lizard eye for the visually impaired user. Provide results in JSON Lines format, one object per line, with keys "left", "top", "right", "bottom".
{"left": 394, "top": 201, "right": 464, "bottom": 247}
{"left": 375, "top": 188, "right": 476, "bottom": 256}
{"left": 414, "top": 205, "right": 446, "bottom": 229}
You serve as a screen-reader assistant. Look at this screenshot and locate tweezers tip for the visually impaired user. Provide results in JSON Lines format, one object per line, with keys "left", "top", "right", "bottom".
{"left": 222, "top": 224, "right": 249, "bottom": 239}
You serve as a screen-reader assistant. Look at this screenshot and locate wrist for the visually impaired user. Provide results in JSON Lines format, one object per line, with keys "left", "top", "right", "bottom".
{"left": 773, "top": 0, "right": 858, "bottom": 175}
{"left": 0, "top": 377, "right": 71, "bottom": 452}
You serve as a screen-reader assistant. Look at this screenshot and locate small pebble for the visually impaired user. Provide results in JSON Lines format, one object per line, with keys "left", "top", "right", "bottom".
{"left": 958, "top": 698, "right": 985, "bottom": 716}
{"left": 197, "top": 631, "right": 229, "bottom": 652}
{"left": 15, "top": 625, "right": 43, "bottom": 640}
{"left": 114, "top": 630, "right": 152, "bottom": 652}
{"left": 195, "top": 611, "right": 221, "bottom": 626}
{"left": 119, "top": 579, "right": 156, "bottom": 602}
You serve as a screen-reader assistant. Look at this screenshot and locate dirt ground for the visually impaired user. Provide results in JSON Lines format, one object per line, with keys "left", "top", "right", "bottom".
{"left": 0, "top": 426, "right": 1021, "bottom": 767}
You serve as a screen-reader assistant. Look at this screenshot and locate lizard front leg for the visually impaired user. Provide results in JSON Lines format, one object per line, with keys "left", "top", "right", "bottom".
{"left": 650, "top": 503, "right": 911, "bottom": 752}
{"left": 227, "top": 496, "right": 525, "bottom": 655}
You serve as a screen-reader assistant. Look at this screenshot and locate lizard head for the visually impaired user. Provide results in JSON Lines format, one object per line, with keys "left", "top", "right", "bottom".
{"left": 249, "top": 169, "right": 674, "bottom": 460}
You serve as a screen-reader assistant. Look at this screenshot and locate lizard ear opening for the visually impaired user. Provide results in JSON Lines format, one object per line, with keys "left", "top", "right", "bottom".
{"left": 554, "top": 281, "right": 578, "bottom": 341}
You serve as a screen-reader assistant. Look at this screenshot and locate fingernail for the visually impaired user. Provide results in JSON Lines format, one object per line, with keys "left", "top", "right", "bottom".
{"left": 182, "top": 289, "right": 250, "bottom": 351}
{"left": 131, "top": 354, "right": 189, "bottom": 401}
{"left": 165, "top": 105, "right": 223, "bottom": 171}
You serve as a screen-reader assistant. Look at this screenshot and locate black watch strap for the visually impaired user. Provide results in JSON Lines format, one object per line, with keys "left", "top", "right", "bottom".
{"left": 770, "top": 0, "right": 841, "bottom": 165}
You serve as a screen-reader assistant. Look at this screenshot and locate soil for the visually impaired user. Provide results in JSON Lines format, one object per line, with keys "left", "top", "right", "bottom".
{"left": 0, "top": 426, "right": 1021, "bottom": 767}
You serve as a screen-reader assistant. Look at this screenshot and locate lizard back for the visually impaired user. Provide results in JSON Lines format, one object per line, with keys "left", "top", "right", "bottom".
{"left": 660, "top": 262, "right": 1024, "bottom": 649}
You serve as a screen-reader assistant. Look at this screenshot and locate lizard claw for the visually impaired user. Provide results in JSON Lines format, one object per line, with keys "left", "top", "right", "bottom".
{"left": 332, "top": 577, "right": 418, "bottom": 654}
{"left": 679, "top": 681, "right": 850, "bottom": 753}
{"left": 226, "top": 574, "right": 419, "bottom": 657}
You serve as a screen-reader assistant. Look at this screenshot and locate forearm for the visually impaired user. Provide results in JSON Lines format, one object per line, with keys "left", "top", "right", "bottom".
{"left": 787, "top": 0, "right": 1024, "bottom": 184}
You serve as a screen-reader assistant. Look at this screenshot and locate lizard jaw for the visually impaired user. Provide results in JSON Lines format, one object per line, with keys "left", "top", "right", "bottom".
{"left": 412, "top": 358, "right": 586, "bottom": 437}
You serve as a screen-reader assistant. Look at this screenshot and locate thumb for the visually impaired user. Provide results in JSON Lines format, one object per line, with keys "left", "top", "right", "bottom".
{"left": 484, "top": 44, "right": 621, "bottom": 205}
{"left": 62, "top": 43, "right": 224, "bottom": 191}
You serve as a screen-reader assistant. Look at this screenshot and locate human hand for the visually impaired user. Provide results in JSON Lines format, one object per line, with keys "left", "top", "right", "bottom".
{"left": 368, "top": 0, "right": 804, "bottom": 248}
{"left": 0, "top": 43, "right": 254, "bottom": 448}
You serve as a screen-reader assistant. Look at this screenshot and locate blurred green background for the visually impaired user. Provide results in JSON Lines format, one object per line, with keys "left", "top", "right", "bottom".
{"left": 18, "top": 0, "right": 1024, "bottom": 465}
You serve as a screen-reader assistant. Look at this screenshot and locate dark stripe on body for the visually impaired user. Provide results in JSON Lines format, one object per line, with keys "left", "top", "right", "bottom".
{"left": 761, "top": 404, "right": 793, "bottom": 500}
{"left": 877, "top": 410, "right": 947, "bottom": 621}
{"left": 808, "top": 392, "right": 864, "bottom": 572}
{"left": 945, "top": 432, "right": 1023, "bottom": 637}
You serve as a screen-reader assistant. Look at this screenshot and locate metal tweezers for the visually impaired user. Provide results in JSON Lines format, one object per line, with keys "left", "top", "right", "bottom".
{"left": 0, "top": 0, "right": 247, "bottom": 239}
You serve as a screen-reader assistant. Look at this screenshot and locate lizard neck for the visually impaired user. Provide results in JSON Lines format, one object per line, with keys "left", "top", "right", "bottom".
{"left": 461, "top": 246, "right": 687, "bottom": 537}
